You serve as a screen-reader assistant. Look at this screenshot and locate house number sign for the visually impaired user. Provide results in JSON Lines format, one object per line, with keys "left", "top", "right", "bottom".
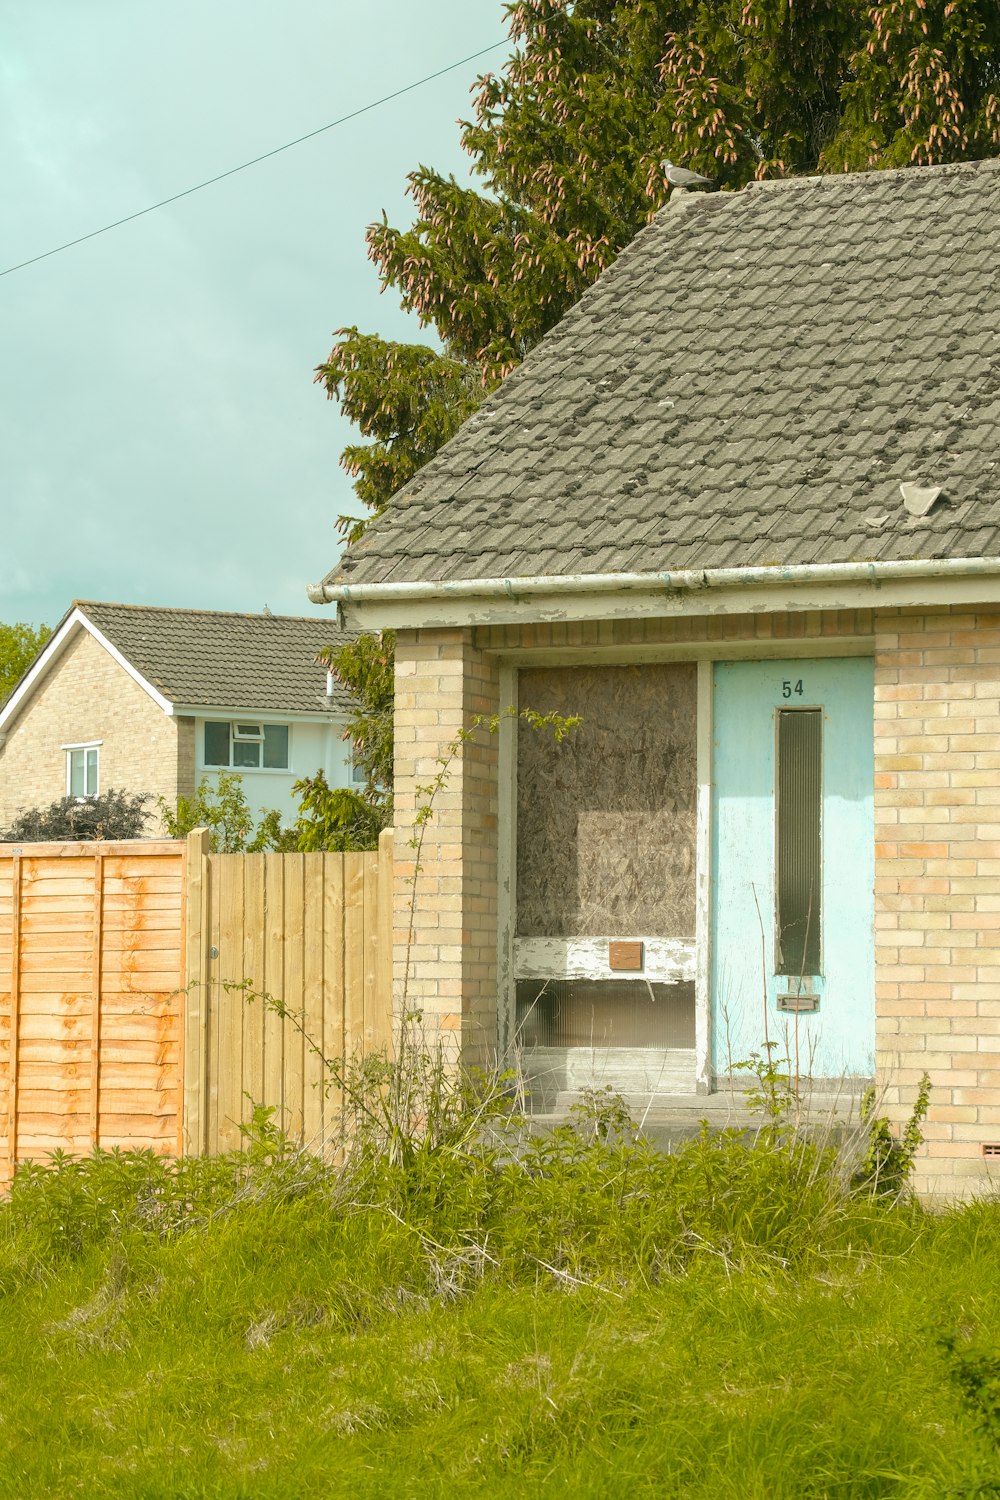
{"left": 781, "top": 679, "right": 805, "bottom": 698}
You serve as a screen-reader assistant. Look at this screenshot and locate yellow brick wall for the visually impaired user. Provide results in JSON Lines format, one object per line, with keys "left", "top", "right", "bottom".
{"left": 0, "top": 629, "right": 182, "bottom": 834}
{"left": 393, "top": 628, "right": 500, "bottom": 1066}
{"left": 176, "top": 716, "right": 197, "bottom": 806}
{"left": 875, "top": 608, "right": 1000, "bottom": 1202}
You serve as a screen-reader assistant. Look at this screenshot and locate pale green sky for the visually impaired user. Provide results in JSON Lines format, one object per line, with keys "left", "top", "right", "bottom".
{"left": 2, "top": 0, "right": 506, "bottom": 629}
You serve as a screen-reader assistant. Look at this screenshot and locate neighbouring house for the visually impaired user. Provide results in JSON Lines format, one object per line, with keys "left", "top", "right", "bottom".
{"left": 0, "top": 602, "right": 356, "bottom": 833}
{"left": 309, "top": 157, "right": 1000, "bottom": 1200}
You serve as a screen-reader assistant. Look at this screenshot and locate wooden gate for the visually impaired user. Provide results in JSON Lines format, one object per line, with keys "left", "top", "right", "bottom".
{"left": 182, "top": 829, "right": 394, "bottom": 1155}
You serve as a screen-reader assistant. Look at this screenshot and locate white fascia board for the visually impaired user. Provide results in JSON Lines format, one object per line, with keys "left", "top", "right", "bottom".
{"left": 176, "top": 705, "right": 350, "bottom": 724}
{"left": 0, "top": 608, "right": 171, "bottom": 731}
{"left": 309, "top": 557, "right": 1000, "bottom": 631}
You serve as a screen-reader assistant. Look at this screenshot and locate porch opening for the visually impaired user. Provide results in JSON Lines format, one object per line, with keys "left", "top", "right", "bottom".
{"left": 513, "top": 663, "right": 699, "bottom": 1104}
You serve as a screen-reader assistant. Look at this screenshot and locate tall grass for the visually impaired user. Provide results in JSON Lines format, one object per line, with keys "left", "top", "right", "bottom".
{"left": 1, "top": 1054, "right": 999, "bottom": 1498}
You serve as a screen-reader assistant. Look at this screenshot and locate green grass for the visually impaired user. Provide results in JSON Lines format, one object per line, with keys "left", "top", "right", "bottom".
{"left": 2, "top": 1101, "right": 1000, "bottom": 1498}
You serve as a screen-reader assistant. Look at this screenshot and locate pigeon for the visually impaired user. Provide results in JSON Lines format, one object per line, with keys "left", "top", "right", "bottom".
{"left": 662, "top": 159, "right": 714, "bottom": 190}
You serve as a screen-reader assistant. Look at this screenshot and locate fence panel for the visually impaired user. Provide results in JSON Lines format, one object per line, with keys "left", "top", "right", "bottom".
{"left": 184, "top": 829, "right": 394, "bottom": 1155}
{"left": 0, "top": 840, "right": 185, "bottom": 1188}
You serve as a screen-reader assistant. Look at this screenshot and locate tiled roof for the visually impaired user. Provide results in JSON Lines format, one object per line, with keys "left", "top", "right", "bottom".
{"left": 75, "top": 602, "right": 354, "bottom": 714}
{"left": 321, "top": 158, "right": 1000, "bottom": 590}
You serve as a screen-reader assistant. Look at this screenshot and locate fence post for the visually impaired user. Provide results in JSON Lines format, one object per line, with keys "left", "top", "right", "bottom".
{"left": 6, "top": 852, "right": 23, "bottom": 1176}
{"left": 89, "top": 850, "right": 105, "bottom": 1149}
{"left": 183, "top": 828, "right": 211, "bottom": 1156}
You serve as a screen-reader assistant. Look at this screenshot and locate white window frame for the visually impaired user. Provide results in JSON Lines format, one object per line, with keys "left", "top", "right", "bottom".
{"left": 201, "top": 720, "right": 291, "bottom": 773}
{"left": 63, "top": 740, "right": 101, "bottom": 799}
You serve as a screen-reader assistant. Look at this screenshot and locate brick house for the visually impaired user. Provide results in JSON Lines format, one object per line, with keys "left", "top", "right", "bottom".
{"left": 309, "top": 158, "right": 1000, "bottom": 1200}
{"left": 0, "top": 602, "right": 355, "bottom": 833}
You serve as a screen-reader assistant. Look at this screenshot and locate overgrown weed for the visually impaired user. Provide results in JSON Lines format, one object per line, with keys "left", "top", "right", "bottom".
{"left": 2, "top": 1045, "right": 931, "bottom": 1306}
{"left": 2, "top": 1056, "right": 999, "bottom": 1497}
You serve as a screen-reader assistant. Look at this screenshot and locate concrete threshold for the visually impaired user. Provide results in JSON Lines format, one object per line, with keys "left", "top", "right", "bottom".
{"left": 524, "top": 1087, "right": 869, "bottom": 1150}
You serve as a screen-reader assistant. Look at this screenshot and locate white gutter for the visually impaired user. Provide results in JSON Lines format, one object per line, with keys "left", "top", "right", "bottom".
{"left": 309, "top": 557, "right": 1000, "bottom": 606}
{"left": 306, "top": 556, "right": 1000, "bottom": 629}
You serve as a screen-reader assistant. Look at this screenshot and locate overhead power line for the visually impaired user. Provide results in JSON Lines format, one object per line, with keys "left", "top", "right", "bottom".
{"left": 0, "top": 39, "right": 507, "bottom": 279}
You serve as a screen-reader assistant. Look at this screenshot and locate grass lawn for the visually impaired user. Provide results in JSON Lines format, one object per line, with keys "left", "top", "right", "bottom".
{"left": 2, "top": 1103, "right": 1000, "bottom": 1498}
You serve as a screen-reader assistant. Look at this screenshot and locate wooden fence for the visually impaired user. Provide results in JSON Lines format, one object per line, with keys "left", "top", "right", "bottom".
{"left": 0, "top": 829, "right": 394, "bottom": 1185}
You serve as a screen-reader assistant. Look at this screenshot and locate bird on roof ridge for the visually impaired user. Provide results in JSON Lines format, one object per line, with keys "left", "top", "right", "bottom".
{"left": 662, "top": 159, "right": 715, "bottom": 191}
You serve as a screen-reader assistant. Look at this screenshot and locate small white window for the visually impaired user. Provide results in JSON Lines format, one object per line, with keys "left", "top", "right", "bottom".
{"left": 66, "top": 744, "right": 99, "bottom": 799}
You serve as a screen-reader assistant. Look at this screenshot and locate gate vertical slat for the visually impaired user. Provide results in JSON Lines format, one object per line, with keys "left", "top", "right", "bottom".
{"left": 376, "top": 830, "right": 394, "bottom": 1051}
{"left": 321, "top": 854, "right": 346, "bottom": 1140}
{"left": 302, "top": 856, "right": 326, "bottom": 1145}
{"left": 262, "top": 854, "right": 285, "bottom": 1124}
{"left": 282, "top": 855, "right": 305, "bottom": 1139}
{"left": 241, "top": 854, "right": 266, "bottom": 1136}
{"left": 343, "top": 854, "right": 366, "bottom": 1065}
{"left": 217, "top": 857, "right": 246, "bottom": 1153}
{"left": 363, "top": 852, "right": 379, "bottom": 1051}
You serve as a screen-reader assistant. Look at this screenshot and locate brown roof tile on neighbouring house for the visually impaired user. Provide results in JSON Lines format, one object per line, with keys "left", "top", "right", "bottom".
{"left": 76, "top": 602, "right": 355, "bottom": 714}
{"left": 315, "top": 157, "right": 1000, "bottom": 592}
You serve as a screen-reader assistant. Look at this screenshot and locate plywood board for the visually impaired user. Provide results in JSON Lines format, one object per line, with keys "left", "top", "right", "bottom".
{"left": 517, "top": 663, "right": 698, "bottom": 938}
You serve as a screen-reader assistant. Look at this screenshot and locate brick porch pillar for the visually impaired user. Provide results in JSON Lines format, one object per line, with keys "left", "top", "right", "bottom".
{"left": 875, "top": 606, "right": 1000, "bottom": 1201}
{"left": 392, "top": 628, "right": 501, "bottom": 1066}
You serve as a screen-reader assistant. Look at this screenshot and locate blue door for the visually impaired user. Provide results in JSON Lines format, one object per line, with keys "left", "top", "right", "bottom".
{"left": 711, "top": 658, "right": 875, "bottom": 1080}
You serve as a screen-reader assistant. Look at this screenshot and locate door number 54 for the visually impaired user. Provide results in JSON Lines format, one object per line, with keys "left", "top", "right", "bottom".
{"left": 782, "top": 680, "right": 804, "bottom": 698}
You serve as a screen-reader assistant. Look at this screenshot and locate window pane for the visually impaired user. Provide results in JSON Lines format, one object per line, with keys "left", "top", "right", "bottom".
{"left": 262, "top": 724, "right": 289, "bottom": 769}
{"left": 85, "top": 747, "right": 99, "bottom": 796}
{"left": 776, "top": 709, "right": 822, "bottom": 976}
{"left": 69, "top": 749, "right": 84, "bottom": 797}
{"left": 236, "top": 724, "right": 261, "bottom": 738}
{"left": 204, "top": 722, "right": 230, "bottom": 766}
{"left": 233, "top": 739, "right": 260, "bottom": 768}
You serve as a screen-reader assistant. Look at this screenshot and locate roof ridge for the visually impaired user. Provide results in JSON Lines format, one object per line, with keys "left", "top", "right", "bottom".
{"left": 742, "top": 155, "right": 1000, "bottom": 192}
{"left": 74, "top": 599, "right": 329, "bottom": 624}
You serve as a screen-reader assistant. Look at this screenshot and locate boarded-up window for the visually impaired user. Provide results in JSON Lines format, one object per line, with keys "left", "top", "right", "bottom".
{"left": 516, "top": 664, "right": 697, "bottom": 937}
